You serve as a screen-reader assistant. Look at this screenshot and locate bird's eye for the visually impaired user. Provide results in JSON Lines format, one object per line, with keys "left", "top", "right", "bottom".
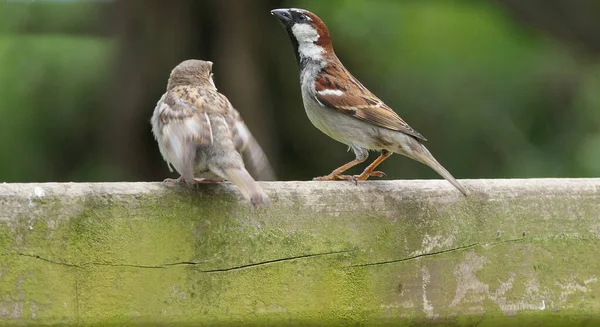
{"left": 298, "top": 14, "right": 307, "bottom": 22}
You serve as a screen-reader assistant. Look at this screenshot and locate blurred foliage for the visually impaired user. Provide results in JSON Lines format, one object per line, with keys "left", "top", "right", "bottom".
{"left": 0, "top": 0, "right": 599, "bottom": 182}
{"left": 0, "top": 1, "right": 114, "bottom": 181}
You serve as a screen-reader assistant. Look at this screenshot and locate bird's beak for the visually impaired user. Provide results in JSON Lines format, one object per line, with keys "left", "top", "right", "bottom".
{"left": 271, "top": 8, "right": 292, "bottom": 26}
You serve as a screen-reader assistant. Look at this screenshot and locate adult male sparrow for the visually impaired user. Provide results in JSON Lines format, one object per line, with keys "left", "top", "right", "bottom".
{"left": 151, "top": 59, "right": 273, "bottom": 207}
{"left": 271, "top": 8, "right": 468, "bottom": 195}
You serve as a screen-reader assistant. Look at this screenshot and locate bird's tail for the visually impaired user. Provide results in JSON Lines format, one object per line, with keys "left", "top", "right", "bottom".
{"left": 242, "top": 135, "right": 276, "bottom": 181}
{"left": 233, "top": 119, "right": 276, "bottom": 181}
{"left": 223, "top": 167, "right": 270, "bottom": 207}
{"left": 409, "top": 143, "right": 469, "bottom": 196}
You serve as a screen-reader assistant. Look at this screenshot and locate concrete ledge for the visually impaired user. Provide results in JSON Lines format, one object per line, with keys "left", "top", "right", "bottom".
{"left": 0, "top": 179, "right": 599, "bottom": 326}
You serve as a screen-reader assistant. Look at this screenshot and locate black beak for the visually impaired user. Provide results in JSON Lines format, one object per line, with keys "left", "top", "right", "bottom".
{"left": 271, "top": 9, "right": 292, "bottom": 26}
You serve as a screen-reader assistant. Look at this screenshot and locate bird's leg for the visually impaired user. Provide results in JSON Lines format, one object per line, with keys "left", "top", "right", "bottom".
{"left": 353, "top": 150, "right": 391, "bottom": 181}
{"left": 313, "top": 159, "right": 365, "bottom": 181}
{"left": 313, "top": 147, "right": 368, "bottom": 182}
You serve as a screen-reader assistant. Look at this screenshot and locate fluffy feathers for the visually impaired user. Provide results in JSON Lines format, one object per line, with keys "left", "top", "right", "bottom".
{"left": 151, "top": 59, "right": 273, "bottom": 206}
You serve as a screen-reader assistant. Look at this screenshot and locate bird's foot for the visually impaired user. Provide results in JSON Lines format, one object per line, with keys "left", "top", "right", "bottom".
{"left": 313, "top": 174, "right": 360, "bottom": 184}
{"left": 335, "top": 174, "right": 358, "bottom": 185}
{"left": 355, "top": 170, "right": 387, "bottom": 181}
{"left": 163, "top": 177, "right": 185, "bottom": 183}
{"left": 315, "top": 170, "right": 387, "bottom": 185}
{"left": 192, "top": 178, "right": 225, "bottom": 183}
{"left": 313, "top": 173, "right": 353, "bottom": 181}
{"left": 162, "top": 177, "right": 225, "bottom": 183}
{"left": 312, "top": 174, "right": 337, "bottom": 181}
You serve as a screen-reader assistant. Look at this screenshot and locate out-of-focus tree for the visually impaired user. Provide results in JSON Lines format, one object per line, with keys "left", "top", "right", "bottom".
{"left": 0, "top": 0, "right": 599, "bottom": 183}
{"left": 103, "top": 0, "right": 286, "bottom": 181}
{"left": 494, "top": 0, "right": 600, "bottom": 55}
{"left": 292, "top": 0, "right": 600, "bottom": 179}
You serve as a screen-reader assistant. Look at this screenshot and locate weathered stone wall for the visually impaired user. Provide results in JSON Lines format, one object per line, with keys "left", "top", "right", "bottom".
{"left": 0, "top": 179, "right": 599, "bottom": 325}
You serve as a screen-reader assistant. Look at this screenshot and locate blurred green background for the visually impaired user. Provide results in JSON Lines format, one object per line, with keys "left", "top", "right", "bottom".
{"left": 0, "top": 0, "right": 599, "bottom": 183}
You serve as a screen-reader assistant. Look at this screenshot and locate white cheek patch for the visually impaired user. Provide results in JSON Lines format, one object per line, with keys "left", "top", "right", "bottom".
{"left": 292, "top": 23, "right": 319, "bottom": 43}
{"left": 318, "top": 89, "right": 344, "bottom": 96}
{"left": 292, "top": 24, "right": 325, "bottom": 61}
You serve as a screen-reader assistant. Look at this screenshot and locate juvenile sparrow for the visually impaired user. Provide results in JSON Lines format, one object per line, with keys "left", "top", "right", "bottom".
{"left": 271, "top": 8, "right": 468, "bottom": 195}
{"left": 151, "top": 59, "right": 273, "bottom": 207}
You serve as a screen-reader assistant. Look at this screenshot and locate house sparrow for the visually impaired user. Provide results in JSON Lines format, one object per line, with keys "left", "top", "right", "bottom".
{"left": 271, "top": 8, "right": 468, "bottom": 195}
{"left": 151, "top": 59, "right": 273, "bottom": 207}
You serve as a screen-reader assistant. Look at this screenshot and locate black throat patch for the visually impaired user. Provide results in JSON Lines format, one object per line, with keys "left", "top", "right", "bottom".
{"left": 284, "top": 27, "right": 302, "bottom": 68}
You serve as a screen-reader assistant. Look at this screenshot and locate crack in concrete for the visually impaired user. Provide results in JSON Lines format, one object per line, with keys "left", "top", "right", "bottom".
{"left": 94, "top": 262, "right": 168, "bottom": 269}
{"left": 17, "top": 253, "right": 83, "bottom": 268}
{"left": 16, "top": 254, "right": 84, "bottom": 320}
{"left": 195, "top": 250, "right": 353, "bottom": 273}
{"left": 15, "top": 238, "right": 527, "bottom": 273}
{"left": 349, "top": 243, "right": 480, "bottom": 268}
{"left": 15, "top": 250, "right": 353, "bottom": 272}
{"left": 349, "top": 238, "right": 528, "bottom": 268}
{"left": 484, "top": 238, "right": 526, "bottom": 247}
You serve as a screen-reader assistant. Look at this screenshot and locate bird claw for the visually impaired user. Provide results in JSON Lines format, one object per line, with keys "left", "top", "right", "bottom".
{"left": 366, "top": 170, "right": 386, "bottom": 178}
{"left": 313, "top": 174, "right": 356, "bottom": 183}
{"left": 162, "top": 177, "right": 224, "bottom": 184}
{"left": 163, "top": 177, "right": 184, "bottom": 183}
{"left": 313, "top": 175, "right": 336, "bottom": 181}
{"left": 340, "top": 170, "right": 388, "bottom": 184}
{"left": 313, "top": 171, "right": 386, "bottom": 184}
{"left": 336, "top": 174, "right": 358, "bottom": 185}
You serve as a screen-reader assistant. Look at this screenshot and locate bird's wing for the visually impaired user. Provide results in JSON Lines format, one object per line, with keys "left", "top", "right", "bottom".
{"left": 223, "top": 96, "right": 276, "bottom": 181}
{"left": 313, "top": 67, "right": 427, "bottom": 141}
{"left": 157, "top": 89, "right": 214, "bottom": 147}
{"left": 154, "top": 87, "right": 214, "bottom": 181}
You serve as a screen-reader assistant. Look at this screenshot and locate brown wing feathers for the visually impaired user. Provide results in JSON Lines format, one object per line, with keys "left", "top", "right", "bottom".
{"left": 313, "top": 65, "right": 427, "bottom": 141}
{"left": 161, "top": 88, "right": 214, "bottom": 147}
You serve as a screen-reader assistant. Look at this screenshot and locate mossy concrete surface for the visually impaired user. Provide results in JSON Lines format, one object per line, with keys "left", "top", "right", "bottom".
{"left": 0, "top": 179, "right": 599, "bottom": 326}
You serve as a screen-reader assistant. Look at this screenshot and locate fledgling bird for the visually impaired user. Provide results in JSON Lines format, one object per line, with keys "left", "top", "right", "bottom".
{"left": 271, "top": 8, "right": 468, "bottom": 195}
{"left": 151, "top": 59, "right": 273, "bottom": 207}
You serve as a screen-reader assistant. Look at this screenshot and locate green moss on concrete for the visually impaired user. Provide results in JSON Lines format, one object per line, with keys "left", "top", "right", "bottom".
{"left": 0, "top": 229, "right": 77, "bottom": 324}
{"left": 0, "top": 181, "right": 599, "bottom": 325}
